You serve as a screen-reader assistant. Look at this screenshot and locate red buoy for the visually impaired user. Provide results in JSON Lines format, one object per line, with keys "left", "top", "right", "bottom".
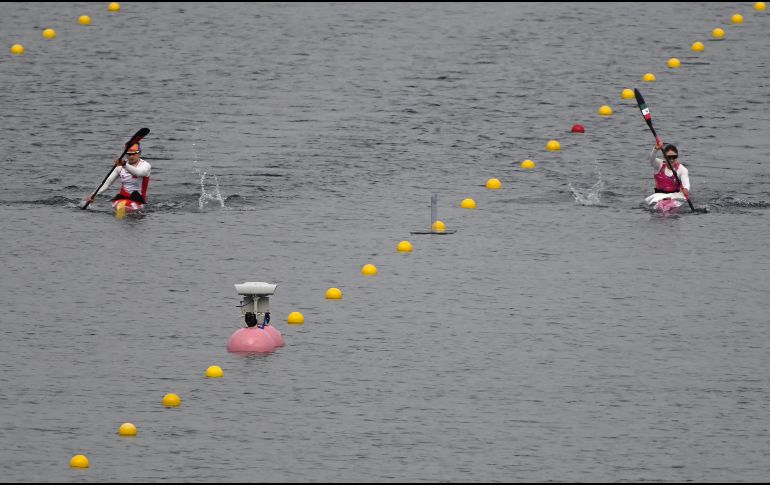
{"left": 571, "top": 124, "right": 585, "bottom": 133}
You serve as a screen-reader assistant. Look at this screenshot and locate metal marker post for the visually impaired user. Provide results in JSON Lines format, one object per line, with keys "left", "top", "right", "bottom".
{"left": 431, "top": 193, "right": 438, "bottom": 228}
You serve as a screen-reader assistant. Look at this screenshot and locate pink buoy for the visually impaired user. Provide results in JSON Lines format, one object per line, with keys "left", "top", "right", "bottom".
{"left": 263, "top": 325, "right": 285, "bottom": 347}
{"left": 227, "top": 327, "right": 276, "bottom": 353}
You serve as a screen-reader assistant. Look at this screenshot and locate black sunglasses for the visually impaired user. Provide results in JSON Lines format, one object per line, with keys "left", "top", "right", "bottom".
{"left": 665, "top": 154, "right": 678, "bottom": 160}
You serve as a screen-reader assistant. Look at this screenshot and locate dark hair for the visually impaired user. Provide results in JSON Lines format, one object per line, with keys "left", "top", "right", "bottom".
{"left": 663, "top": 144, "right": 678, "bottom": 155}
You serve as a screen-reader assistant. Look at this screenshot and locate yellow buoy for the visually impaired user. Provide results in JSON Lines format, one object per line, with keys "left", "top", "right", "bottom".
{"left": 460, "top": 198, "right": 476, "bottom": 209}
{"left": 731, "top": 13, "right": 744, "bottom": 24}
{"left": 325, "top": 287, "right": 342, "bottom": 300}
{"left": 43, "top": 28, "right": 57, "bottom": 40}
{"left": 70, "top": 455, "right": 89, "bottom": 468}
{"left": 431, "top": 220, "right": 446, "bottom": 233}
{"left": 546, "top": 140, "right": 561, "bottom": 151}
{"left": 598, "top": 105, "right": 613, "bottom": 116}
{"left": 520, "top": 159, "right": 536, "bottom": 170}
{"left": 621, "top": 88, "right": 635, "bottom": 99}
{"left": 287, "top": 311, "right": 305, "bottom": 325}
{"left": 109, "top": 2, "right": 121, "bottom": 12}
{"left": 118, "top": 422, "right": 137, "bottom": 436}
{"left": 485, "top": 178, "right": 501, "bottom": 190}
{"left": 361, "top": 263, "right": 377, "bottom": 276}
{"left": 642, "top": 72, "right": 656, "bottom": 82}
{"left": 205, "top": 365, "right": 223, "bottom": 378}
{"left": 162, "top": 393, "right": 181, "bottom": 407}
{"left": 712, "top": 27, "right": 725, "bottom": 39}
{"left": 10, "top": 44, "right": 25, "bottom": 55}
{"left": 397, "top": 240, "right": 413, "bottom": 253}
{"left": 691, "top": 41, "right": 705, "bottom": 52}
{"left": 78, "top": 15, "right": 92, "bottom": 26}
{"left": 756, "top": 2, "right": 767, "bottom": 12}
{"left": 667, "top": 57, "right": 681, "bottom": 68}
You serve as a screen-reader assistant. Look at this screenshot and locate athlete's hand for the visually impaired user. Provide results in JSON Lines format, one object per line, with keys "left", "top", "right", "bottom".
{"left": 85, "top": 195, "right": 94, "bottom": 204}
{"left": 681, "top": 187, "right": 690, "bottom": 199}
{"left": 655, "top": 141, "right": 664, "bottom": 151}
{"left": 114, "top": 157, "right": 125, "bottom": 167}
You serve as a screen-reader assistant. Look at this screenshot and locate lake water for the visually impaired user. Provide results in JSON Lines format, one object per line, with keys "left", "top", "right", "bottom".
{"left": 1, "top": 2, "right": 769, "bottom": 482}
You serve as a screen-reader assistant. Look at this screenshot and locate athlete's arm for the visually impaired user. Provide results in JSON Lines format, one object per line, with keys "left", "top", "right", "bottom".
{"left": 94, "top": 167, "right": 121, "bottom": 196}
{"left": 649, "top": 146, "right": 663, "bottom": 171}
{"left": 678, "top": 165, "right": 690, "bottom": 192}
{"left": 123, "top": 160, "right": 151, "bottom": 177}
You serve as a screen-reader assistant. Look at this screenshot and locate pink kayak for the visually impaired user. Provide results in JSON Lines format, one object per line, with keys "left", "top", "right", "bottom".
{"left": 655, "top": 198, "right": 684, "bottom": 215}
{"left": 645, "top": 192, "right": 685, "bottom": 215}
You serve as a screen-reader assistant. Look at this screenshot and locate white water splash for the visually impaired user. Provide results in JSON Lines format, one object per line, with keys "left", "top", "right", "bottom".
{"left": 196, "top": 169, "right": 226, "bottom": 210}
{"left": 569, "top": 161, "right": 605, "bottom": 206}
{"left": 192, "top": 133, "right": 226, "bottom": 210}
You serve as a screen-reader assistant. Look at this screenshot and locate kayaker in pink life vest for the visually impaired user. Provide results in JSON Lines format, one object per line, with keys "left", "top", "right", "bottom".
{"left": 85, "top": 143, "right": 151, "bottom": 207}
{"left": 649, "top": 141, "right": 690, "bottom": 200}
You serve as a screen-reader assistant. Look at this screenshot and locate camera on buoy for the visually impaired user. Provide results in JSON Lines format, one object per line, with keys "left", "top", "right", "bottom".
{"left": 235, "top": 282, "right": 276, "bottom": 328}
{"left": 228, "top": 282, "right": 284, "bottom": 353}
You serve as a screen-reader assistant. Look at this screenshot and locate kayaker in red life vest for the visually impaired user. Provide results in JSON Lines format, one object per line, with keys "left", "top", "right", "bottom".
{"left": 85, "top": 143, "right": 151, "bottom": 207}
{"left": 650, "top": 141, "right": 690, "bottom": 200}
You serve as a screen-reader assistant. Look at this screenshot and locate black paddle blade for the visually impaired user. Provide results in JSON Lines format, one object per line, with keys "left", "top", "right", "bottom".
{"left": 633, "top": 88, "right": 645, "bottom": 107}
{"left": 634, "top": 88, "right": 659, "bottom": 141}
{"left": 634, "top": 89, "right": 652, "bottom": 123}
{"left": 125, "top": 127, "right": 150, "bottom": 149}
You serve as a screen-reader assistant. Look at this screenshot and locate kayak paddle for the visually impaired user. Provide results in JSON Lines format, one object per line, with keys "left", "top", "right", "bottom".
{"left": 633, "top": 89, "right": 694, "bottom": 212}
{"left": 82, "top": 127, "right": 150, "bottom": 210}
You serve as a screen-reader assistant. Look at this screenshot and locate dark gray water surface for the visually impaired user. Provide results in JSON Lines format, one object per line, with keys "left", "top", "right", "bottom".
{"left": 1, "top": 2, "right": 769, "bottom": 482}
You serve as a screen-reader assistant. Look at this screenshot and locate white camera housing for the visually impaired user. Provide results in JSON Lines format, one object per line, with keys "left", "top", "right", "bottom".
{"left": 234, "top": 282, "right": 277, "bottom": 327}
{"left": 234, "top": 282, "right": 277, "bottom": 297}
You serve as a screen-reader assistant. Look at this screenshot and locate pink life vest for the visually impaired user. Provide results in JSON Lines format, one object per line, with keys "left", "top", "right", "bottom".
{"left": 654, "top": 164, "right": 681, "bottom": 193}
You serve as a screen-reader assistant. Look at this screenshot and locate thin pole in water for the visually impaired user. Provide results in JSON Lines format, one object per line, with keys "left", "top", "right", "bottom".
{"left": 431, "top": 193, "right": 438, "bottom": 227}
